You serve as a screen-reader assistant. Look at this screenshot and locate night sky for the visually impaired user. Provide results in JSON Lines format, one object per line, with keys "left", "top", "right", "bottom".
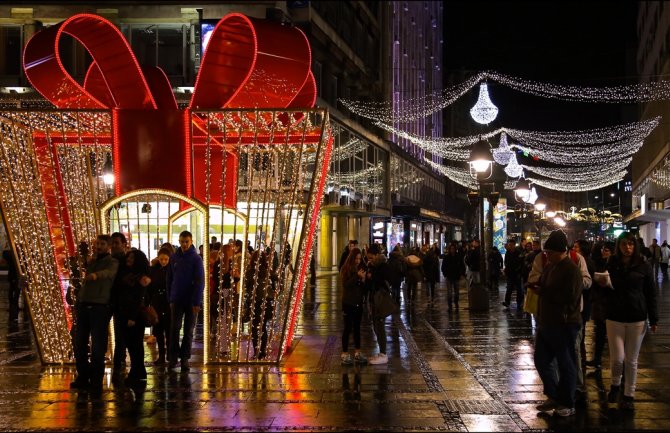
{"left": 443, "top": 2, "right": 639, "bottom": 132}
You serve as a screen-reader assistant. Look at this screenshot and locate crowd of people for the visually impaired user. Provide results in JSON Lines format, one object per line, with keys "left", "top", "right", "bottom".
{"left": 336, "top": 230, "right": 659, "bottom": 417}
{"left": 67, "top": 230, "right": 205, "bottom": 396}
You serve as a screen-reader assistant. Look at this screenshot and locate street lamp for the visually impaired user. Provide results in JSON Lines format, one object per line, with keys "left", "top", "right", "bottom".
{"left": 514, "top": 179, "right": 536, "bottom": 243}
{"left": 469, "top": 140, "right": 494, "bottom": 286}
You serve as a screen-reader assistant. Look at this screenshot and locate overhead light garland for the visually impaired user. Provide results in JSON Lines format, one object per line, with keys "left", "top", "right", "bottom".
{"left": 522, "top": 158, "right": 631, "bottom": 180}
{"left": 528, "top": 174, "right": 626, "bottom": 192}
{"left": 424, "top": 158, "right": 478, "bottom": 189}
{"left": 341, "top": 69, "right": 670, "bottom": 122}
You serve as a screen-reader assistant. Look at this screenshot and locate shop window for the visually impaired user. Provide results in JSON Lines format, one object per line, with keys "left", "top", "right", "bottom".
{"left": 127, "top": 23, "right": 188, "bottom": 85}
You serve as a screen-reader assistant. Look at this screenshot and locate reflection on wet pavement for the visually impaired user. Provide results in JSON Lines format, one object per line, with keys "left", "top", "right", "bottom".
{"left": 1, "top": 273, "right": 669, "bottom": 431}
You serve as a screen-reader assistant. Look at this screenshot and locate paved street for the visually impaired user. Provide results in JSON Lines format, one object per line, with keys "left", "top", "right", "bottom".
{"left": 1, "top": 272, "right": 669, "bottom": 432}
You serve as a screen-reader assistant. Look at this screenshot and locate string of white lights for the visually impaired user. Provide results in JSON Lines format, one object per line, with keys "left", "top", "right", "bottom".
{"left": 528, "top": 174, "right": 627, "bottom": 192}
{"left": 424, "top": 158, "right": 478, "bottom": 189}
{"left": 375, "top": 122, "right": 472, "bottom": 160}
{"left": 341, "top": 73, "right": 485, "bottom": 122}
{"left": 522, "top": 158, "right": 631, "bottom": 180}
{"left": 513, "top": 143, "right": 641, "bottom": 165}
{"left": 342, "top": 68, "right": 670, "bottom": 122}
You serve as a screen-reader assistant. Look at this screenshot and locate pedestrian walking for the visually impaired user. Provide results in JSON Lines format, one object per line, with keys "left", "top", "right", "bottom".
{"left": 602, "top": 232, "right": 658, "bottom": 410}
{"left": 167, "top": 230, "right": 205, "bottom": 372}
{"left": 422, "top": 245, "right": 440, "bottom": 303}
{"left": 387, "top": 245, "right": 406, "bottom": 305}
{"left": 442, "top": 243, "right": 465, "bottom": 311}
{"left": 503, "top": 239, "right": 524, "bottom": 310}
{"left": 660, "top": 240, "right": 669, "bottom": 280}
{"left": 404, "top": 248, "right": 424, "bottom": 302}
{"left": 110, "top": 231, "right": 129, "bottom": 380}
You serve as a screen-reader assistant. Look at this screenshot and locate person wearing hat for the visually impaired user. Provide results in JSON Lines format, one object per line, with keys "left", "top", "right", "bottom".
{"left": 532, "top": 229, "right": 583, "bottom": 417}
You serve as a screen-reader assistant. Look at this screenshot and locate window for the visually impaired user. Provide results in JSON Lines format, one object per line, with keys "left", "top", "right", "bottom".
{"left": 126, "top": 23, "right": 188, "bottom": 85}
{"left": 0, "top": 26, "right": 21, "bottom": 78}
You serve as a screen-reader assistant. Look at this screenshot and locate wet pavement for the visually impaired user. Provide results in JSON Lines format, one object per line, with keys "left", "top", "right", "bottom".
{"left": 1, "top": 271, "right": 670, "bottom": 432}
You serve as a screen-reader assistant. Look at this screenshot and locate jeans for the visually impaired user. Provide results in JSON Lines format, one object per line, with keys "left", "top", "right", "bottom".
{"left": 342, "top": 304, "right": 363, "bottom": 352}
{"left": 112, "top": 313, "right": 127, "bottom": 369}
{"left": 446, "top": 279, "right": 460, "bottom": 306}
{"left": 592, "top": 319, "right": 607, "bottom": 364}
{"left": 152, "top": 310, "right": 171, "bottom": 359}
{"left": 169, "top": 303, "right": 198, "bottom": 363}
{"left": 534, "top": 324, "right": 580, "bottom": 408}
{"left": 372, "top": 317, "right": 387, "bottom": 354}
{"left": 74, "top": 303, "right": 112, "bottom": 388}
{"left": 607, "top": 319, "right": 647, "bottom": 398}
{"left": 124, "top": 318, "right": 147, "bottom": 380}
{"left": 504, "top": 275, "right": 523, "bottom": 308}
{"left": 251, "top": 301, "right": 273, "bottom": 359}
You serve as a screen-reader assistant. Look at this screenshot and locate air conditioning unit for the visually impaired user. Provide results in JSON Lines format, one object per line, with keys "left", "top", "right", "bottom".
{"left": 353, "top": 199, "right": 365, "bottom": 210}
{"left": 327, "top": 191, "right": 340, "bottom": 205}
{"left": 340, "top": 195, "right": 351, "bottom": 206}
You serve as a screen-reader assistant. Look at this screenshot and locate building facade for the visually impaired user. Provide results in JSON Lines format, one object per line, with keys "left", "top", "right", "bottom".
{"left": 628, "top": 1, "right": 670, "bottom": 244}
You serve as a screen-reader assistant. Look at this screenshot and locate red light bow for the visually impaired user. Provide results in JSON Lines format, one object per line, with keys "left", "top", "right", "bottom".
{"left": 23, "top": 12, "right": 316, "bottom": 202}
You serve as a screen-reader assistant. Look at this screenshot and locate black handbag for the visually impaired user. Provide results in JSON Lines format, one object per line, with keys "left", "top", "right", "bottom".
{"left": 372, "top": 287, "right": 399, "bottom": 318}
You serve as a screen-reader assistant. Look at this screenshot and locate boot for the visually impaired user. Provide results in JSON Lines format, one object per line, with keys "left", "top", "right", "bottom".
{"left": 153, "top": 352, "right": 165, "bottom": 366}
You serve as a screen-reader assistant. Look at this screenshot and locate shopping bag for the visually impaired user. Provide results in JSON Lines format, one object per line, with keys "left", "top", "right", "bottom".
{"left": 523, "top": 287, "right": 539, "bottom": 315}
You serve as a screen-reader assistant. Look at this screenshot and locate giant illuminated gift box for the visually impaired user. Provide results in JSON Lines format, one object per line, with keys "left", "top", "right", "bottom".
{"left": 0, "top": 13, "right": 332, "bottom": 364}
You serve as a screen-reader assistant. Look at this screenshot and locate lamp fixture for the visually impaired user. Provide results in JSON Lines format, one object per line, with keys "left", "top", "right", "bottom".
{"left": 515, "top": 179, "right": 532, "bottom": 203}
{"left": 468, "top": 140, "right": 493, "bottom": 179}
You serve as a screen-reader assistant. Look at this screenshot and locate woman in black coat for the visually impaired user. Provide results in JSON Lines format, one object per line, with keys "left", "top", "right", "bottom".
{"left": 116, "top": 249, "right": 151, "bottom": 387}
{"left": 147, "top": 247, "right": 172, "bottom": 365}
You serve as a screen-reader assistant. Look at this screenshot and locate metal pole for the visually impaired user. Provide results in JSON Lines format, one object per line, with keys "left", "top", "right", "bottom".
{"left": 479, "top": 184, "right": 487, "bottom": 286}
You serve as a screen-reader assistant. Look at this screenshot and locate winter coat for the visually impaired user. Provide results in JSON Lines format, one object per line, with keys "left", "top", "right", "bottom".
{"left": 605, "top": 256, "right": 658, "bottom": 325}
{"left": 465, "top": 247, "right": 481, "bottom": 272}
{"left": 147, "top": 262, "right": 169, "bottom": 315}
{"left": 78, "top": 253, "right": 119, "bottom": 305}
{"left": 487, "top": 250, "right": 503, "bottom": 278}
{"left": 386, "top": 250, "right": 406, "bottom": 287}
{"left": 422, "top": 250, "right": 441, "bottom": 283}
{"left": 341, "top": 268, "right": 366, "bottom": 308}
{"left": 405, "top": 255, "right": 424, "bottom": 285}
{"left": 504, "top": 247, "right": 523, "bottom": 278}
{"left": 167, "top": 245, "right": 205, "bottom": 307}
{"left": 442, "top": 253, "right": 464, "bottom": 281}
{"left": 116, "top": 271, "right": 147, "bottom": 322}
{"left": 590, "top": 256, "right": 609, "bottom": 321}
{"left": 537, "top": 256, "right": 583, "bottom": 327}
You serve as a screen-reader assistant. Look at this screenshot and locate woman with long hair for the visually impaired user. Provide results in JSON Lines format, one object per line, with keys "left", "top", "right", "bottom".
{"left": 116, "top": 249, "right": 151, "bottom": 387}
{"left": 603, "top": 232, "right": 658, "bottom": 410}
{"left": 339, "top": 247, "right": 368, "bottom": 365}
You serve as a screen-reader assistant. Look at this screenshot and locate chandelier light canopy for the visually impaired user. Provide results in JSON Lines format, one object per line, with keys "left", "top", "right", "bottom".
{"left": 504, "top": 152, "right": 524, "bottom": 178}
{"left": 470, "top": 82, "right": 499, "bottom": 125}
{"left": 492, "top": 131, "right": 513, "bottom": 165}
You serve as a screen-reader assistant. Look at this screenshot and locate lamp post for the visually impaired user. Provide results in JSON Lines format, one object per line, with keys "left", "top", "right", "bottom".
{"left": 468, "top": 140, "right": 494, "bottom": 287}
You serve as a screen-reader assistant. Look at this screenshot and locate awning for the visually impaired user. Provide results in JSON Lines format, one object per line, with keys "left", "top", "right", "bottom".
{"left": 392, "top": 205, "right": 464, "bottom": 225}
{"left": 623, "top": 208, "right": 670, "bottom": 224}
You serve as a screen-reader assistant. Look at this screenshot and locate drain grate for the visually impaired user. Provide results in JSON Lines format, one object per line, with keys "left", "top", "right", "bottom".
{"left": 443, "top": 399, "right": 509, "bottom": 415}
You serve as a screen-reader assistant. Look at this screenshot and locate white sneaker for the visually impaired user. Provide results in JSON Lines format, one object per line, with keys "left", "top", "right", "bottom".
{"left": 369, "top": 353, "right": 388, "bottom": 365}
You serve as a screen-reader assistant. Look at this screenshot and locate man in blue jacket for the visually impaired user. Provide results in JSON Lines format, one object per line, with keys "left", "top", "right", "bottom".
{"left": 167, "top": 230, "right": 205, "bottom": 371}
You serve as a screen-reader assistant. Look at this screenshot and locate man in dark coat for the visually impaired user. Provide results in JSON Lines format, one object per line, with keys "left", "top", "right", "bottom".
{"left": 167, "top": 230, "right": 205, "bottom": 371}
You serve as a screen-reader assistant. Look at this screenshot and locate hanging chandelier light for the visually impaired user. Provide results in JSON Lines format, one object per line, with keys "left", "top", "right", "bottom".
{"left": 492, "top": 131, "right": 513, "bottom": 165}
{"left": 470, "top": 82, "right": 499, "bottom": 125}
{"left": 504, "top": 152, "right": 524, "bottom": 178}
